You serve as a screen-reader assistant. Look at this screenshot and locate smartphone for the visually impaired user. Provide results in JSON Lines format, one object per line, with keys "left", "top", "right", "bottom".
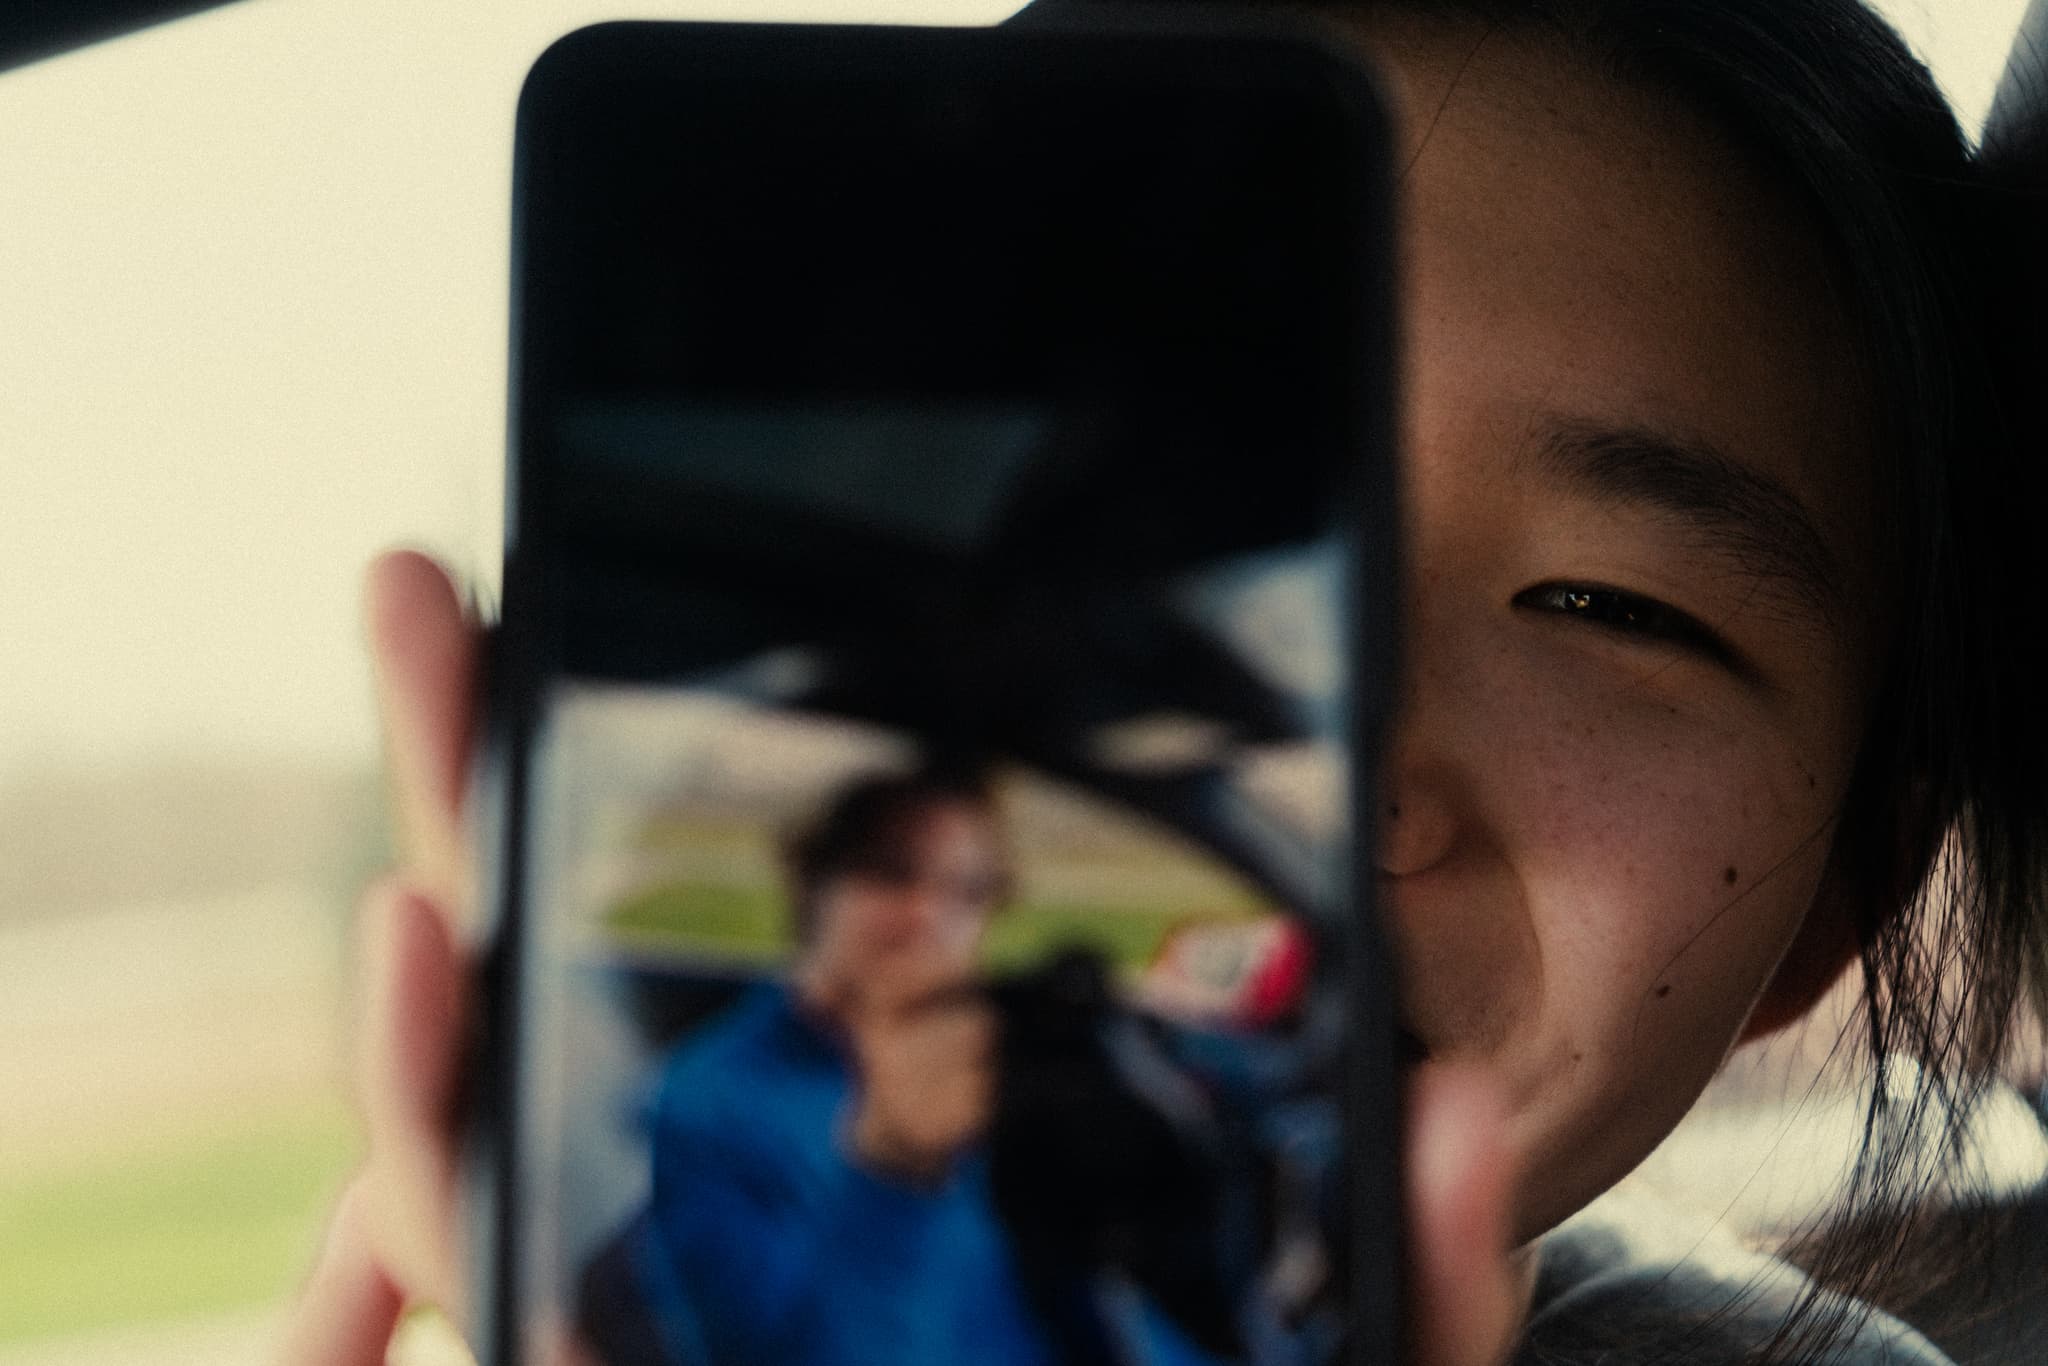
{"left": 476, "top": 17, "right": 1399, "bottom": 1366}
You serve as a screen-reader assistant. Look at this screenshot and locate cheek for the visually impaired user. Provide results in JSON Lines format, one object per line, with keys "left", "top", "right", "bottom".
{"left": 1517, "top": 701, "right": 1827, "bottom": 1027}
{"left": 1477, "top": 650, "right": 1845, "bottom": 1225}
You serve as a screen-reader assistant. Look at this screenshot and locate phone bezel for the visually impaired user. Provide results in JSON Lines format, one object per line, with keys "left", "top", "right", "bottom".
{"left": 479, "top": 19, "right": 1403, "bottom": 1364}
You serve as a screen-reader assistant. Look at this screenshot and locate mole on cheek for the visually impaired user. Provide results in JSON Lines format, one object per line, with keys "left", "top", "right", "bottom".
{"left": 1655, "top": 984, "right": 1672, "bottom": 999}
{"left": 1723, "top": 866, "right": 1738, "bottom": 885}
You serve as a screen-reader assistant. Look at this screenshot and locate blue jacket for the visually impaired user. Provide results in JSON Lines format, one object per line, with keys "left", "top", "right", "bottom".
{"left": 631, "top": 984, "right": 1063, "bottom": 1366}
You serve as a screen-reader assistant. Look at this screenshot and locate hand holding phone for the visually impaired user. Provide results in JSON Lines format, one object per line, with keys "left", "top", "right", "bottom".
{"left": 279, "top": 553, "right": 1523, "bottom": 1366}
{"left": 278, "top": 13, "right": 1532, "bottom": 1365}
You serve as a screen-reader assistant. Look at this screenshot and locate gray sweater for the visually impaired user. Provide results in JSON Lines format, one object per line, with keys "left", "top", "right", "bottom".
{"left": 1516, "top": 1190, "right": 1952, "bottom": 1364}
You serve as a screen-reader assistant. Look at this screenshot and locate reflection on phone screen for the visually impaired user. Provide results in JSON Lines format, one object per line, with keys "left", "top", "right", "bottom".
{"left": 500, "top": 26, "right": 1394, "bottom": 1363}
{"left": 525, "top": 616, "right": 1349, "bottom": 1366}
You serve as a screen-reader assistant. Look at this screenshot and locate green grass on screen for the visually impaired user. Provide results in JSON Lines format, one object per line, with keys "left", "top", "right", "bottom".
{"left": 604, "top": 880, "right": 1244, "bottom": 971}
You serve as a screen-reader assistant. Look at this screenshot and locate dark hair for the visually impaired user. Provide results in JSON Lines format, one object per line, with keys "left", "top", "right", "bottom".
{"left": 781, "top": 764, "right": 999, "bottom": 944}
{"left": 1017, "top": 0, "right": 2048, "bottom": 1358}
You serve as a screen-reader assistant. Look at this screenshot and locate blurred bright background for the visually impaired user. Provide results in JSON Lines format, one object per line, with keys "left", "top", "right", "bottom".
{"left": 0, "top": 1, "right": 2034, "bottom": 1363}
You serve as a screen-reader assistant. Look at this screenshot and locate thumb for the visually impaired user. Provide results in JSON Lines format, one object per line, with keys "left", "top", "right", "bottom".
{"left": 1407, "top": 1065, "right": 1526, "bottom": 1366}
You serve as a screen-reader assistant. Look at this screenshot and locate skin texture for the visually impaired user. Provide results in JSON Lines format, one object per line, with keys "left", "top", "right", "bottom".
{"left": 283, "top": 16, "right": 1889, "bottom": 1366}
{"left": 1365, "top": 16, "right": 1880, "bottom": 1243}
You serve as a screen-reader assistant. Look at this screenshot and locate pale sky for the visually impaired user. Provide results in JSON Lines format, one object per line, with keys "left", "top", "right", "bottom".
{"left": 0, "top": 0, "right": 2030, "bottom": 780}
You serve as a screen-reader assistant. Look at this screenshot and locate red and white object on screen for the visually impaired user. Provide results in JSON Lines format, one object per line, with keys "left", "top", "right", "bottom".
{"left": 1138, "top": 916, "right": 1313, "bottom": 1029}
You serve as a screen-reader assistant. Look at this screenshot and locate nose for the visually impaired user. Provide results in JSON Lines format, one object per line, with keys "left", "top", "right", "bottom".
{"left": 1375, "top": 584, "right": 1477, "bottom": 878}
{"left": 1376, "top": 744, "right": 1463, "bottom": 877}
{"left": 896, "top": 875, "right": 972, "bottom": 948}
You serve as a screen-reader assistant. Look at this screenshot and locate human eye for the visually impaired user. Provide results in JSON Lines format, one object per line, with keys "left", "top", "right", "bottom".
{"left": 1511, "top": 582, "right": 1741, "bottom": 669}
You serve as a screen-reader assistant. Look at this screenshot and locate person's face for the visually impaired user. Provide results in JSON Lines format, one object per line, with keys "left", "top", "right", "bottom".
{"left": 807, "top": 800, "right": 1007, "bottom": 988}
{"left": 1360, "top": 18, "right": 1883, "bottom": 1242}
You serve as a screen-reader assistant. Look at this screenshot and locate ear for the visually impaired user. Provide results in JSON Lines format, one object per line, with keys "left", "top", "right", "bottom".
{"left": 1740, "top": 867, "right": 1863, "bottom": 1043}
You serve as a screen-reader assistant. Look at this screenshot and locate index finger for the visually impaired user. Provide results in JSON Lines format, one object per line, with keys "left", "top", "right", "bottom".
{"left": 365, "top": 549, "right": 480, "bottom": 914}
{"left": 275, "top": 1180, "right": 405, "bottom": 1366}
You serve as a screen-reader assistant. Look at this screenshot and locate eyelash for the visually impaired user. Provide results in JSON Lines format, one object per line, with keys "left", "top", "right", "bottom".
{"left": 1512, "top": 583, "right": 1738, "bottom": 667}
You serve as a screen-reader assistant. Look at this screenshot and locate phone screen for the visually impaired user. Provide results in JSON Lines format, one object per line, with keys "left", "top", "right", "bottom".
{"left": 487, "top": 21, "right": 1397, "bottom": 1366}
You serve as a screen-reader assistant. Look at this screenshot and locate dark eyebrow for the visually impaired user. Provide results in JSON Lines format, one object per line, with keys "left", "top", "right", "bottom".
{"left": 1523, "top": 420, "right": 1845, "bottom": 623}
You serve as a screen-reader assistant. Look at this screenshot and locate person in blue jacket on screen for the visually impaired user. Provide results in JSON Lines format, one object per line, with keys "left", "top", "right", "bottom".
{"left": 621, "top": 766, "right": 1230, "bottom": 1366}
